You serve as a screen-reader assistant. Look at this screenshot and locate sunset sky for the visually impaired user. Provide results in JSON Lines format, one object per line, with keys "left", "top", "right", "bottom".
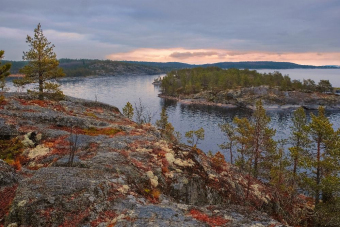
{"left": 1, "top": 0, "right": 339, "bottom": 65}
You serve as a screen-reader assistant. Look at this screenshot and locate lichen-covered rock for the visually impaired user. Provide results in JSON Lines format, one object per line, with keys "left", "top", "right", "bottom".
{"left": 161, "top": 86, "right": 340, "bottom": 110}
{"left": 0, "top": 160, "right": 18, "bottom": 187}
{"left": 0, "top": 160, "right": 19, "bottom": 222}
{"left": 0, "top": 93, "right": 307, "bottom": 226}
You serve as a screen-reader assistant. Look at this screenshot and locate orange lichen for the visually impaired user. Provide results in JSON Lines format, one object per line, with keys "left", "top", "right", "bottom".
{"left": 151, "top": 189, "right": 161, "bottom": 200}
{"left": 211, "top": 151, "right": 226, "bottom": 173}
{"left": 189, "top": 209, "right": 230, "bottom": 227}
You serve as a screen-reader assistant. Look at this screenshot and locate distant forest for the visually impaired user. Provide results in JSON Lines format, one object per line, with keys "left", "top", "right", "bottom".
{"left": 3, "top": 59, "right": 337, "bottom": 78}
{"left": 160, "top": 67, "right": 333, "bottom": 96}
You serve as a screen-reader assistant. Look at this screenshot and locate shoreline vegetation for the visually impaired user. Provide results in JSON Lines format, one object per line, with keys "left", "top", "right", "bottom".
{"left": 158, "top": 67, "right": 340, "bottom": 110}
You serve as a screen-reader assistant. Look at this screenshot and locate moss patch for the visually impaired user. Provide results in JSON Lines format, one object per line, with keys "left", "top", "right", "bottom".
{"left": 84, "top": 127, "right": 121, "bottom": 136}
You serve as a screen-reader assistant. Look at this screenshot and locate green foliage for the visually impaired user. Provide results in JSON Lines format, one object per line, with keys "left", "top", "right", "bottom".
{"left": 122, "top": 102, "right": 134, "bottom": 120}
{"left": 289, "top": 107, "right": 310, "bottom": 178}
{"left": 269, "top": 139, "right": 290, "bottom": 189}
{"left": 218, "top": 122, "right": 236, "bottom": 164}
{"left": 160, "top": 67, "right": 331, "bottom": 96}
{"left": 233, "top": 100, "right": 276, "bottom": 179}
{"left": 155, "top": 107, "right": 180, "bottom": 143}
{"left": 0, "top": 138, "right": 24, "bottom": 164}
{"left": 155, "top": 108, "right": 168, "bottom": 130}
{"left": 83, "top": 127, "right": 121, "bottom": 136}
{"left": 301, "top": 107, "right": 339, "bottom": 207}
{"left": 0, "top": 50, "right": 11, "bottom": 92}
{"left": 185, "top": 127, "right": 204, "bottom": 147}
{"left": 317, "top": 80, "right": 333, "bottom": 93}
{"left": 14, "top": 23, "right": 65, "bottom": 99}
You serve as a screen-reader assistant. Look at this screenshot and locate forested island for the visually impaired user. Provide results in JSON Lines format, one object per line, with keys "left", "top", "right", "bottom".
{"left": 159, "top": 67, "right": 340, "bottom": 109}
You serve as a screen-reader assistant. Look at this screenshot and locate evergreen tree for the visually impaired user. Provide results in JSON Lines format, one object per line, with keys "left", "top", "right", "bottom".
{"left": 233, "top": 116, "right": 253, "bottom": 170}
{"left": 185, "top": 127, "right": 205, "bottom": 147}
{"left": 289, "top": 107, "right": 310, "bottom": 178}
{"left": 155, "top": 108, "right": 169, "bottom": 130}
{"left": 0, "top": 50, "right": 11, "bottom": 91}
{"left": 14, "top": 23, "right": 65, "bottom": 99}
{"left": 317, "top": 80, "right": 333, "bottom": 93}
{"left": 155, "top": 107, "right": 179, "bottom": 142}
{"left": 233, "top": 100, "right": 276, "bottom": 179}
{"left": 302, "top": 107, "right": 339, "bottom": 207}
{"left": 251, "top": 100, "right": 276, "bottom": 179}
{"left": 218, "top": 122, "right": 236, "bottom": 164}
{"left": 122, "top": 102, "right": 134, "bottom": 120}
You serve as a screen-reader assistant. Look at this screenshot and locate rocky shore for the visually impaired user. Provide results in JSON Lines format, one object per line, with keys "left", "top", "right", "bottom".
{"left": 0, "top": 93, "right": 312, "bottom": 226}
{"left": 160, "top": 86, "right": 340, "bottom": 110}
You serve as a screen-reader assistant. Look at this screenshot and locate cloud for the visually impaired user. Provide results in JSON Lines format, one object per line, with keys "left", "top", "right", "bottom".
{"left": 169, "top": 51, "right": 221, "bottom": 59}
{"left": 107, "top": 48, "right": 340, "bottom": 66}
{"left": 1, "top": 0, "right": 340, "bottom": 65}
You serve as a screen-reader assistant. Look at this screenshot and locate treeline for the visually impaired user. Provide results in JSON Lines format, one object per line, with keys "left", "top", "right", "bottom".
{"left": 218, "top": 101, "right": 340, "bottom": 226}
{"left": 161, "top": 67, "right": 333, "bottom": 95}
{"left": 3, "top": 59, "right": 164, "bottom": 77}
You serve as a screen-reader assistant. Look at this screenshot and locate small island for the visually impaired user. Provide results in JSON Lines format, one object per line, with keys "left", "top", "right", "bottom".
{"left": 158, "top": 67, "right": 339, "bottom": 110}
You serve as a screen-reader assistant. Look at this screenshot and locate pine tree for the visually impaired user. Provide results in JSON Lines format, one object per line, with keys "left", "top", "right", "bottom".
{"left": 155, "top": 107, "right": 178, "bottom": 142}
{"left": 302, "top": 107, "right": 338, "bottom": 206}
{"left": 289, "top": 107, "right": 310, "bottom": 178}
{"left": 251, "top": 100, "right": 276, "bottom": 179}
{"left": 233, "top": 100, "right": 276, "bottom": 179}
{"left": 14, "top": 23, "right": 65, "bottom": 99}
{"left": 155, "top": 108, "right": 169, "bottom": 131}
{"left": 0, "top": 50, "right": 11, "bottom": 92}
{"left": 185, "top": 127, "right": 204, "bottom": 147}
{"left": 122, "top": 102, "right": 134, "bottom": 120}
{"left": 233, "top": 116, "right": 254, "bottom": 170}
{"left": 218, "top": 122, "right": 236, "bottom": 164}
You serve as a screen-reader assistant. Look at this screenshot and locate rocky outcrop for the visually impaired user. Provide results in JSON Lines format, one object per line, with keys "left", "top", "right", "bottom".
{"left": 0, "top": 93, "right": 308, "bottom": 226}
{"left": 0, "top": 160, "right": 19, "bottom": 223}
{"left": 161, "top": 86, "right": 340, "bottom": 110}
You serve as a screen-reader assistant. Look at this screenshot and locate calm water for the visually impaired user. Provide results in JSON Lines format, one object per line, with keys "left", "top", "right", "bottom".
{"left": 7, "top": 69, "right": 340, "bottom": 161}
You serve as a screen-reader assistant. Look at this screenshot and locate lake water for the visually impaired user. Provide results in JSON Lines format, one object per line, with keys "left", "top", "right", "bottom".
{"left": 6, "top": 68, "right": 340, "bottom": 161}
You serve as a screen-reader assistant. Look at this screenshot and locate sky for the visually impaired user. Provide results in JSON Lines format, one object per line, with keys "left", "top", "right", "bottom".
{"left": 1, "top": 0, "right": 340, "bottom": 65}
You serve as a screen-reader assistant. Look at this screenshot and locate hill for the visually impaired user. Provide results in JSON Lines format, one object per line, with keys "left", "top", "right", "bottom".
{"left": 3, "top": 59, "right": 165, "bottom": 77}
{"left": 3, "top": 59, "right": 336, "bottom": 78}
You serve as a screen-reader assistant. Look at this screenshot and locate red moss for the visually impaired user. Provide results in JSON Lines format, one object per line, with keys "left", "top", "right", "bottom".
{"left": 60, "top": 209, "right": 90, "bottom": 227}
{"left": 0, "top": 185, "right": 18, "bottom": 221}
{"left": 189, "top": 209, "right": 230, "bottom": 227}
{"left": 131, "top": 158, "right": 150, "bottom": 171}
{"left": 90, "top": 210, "right": 117, "bottom": 227}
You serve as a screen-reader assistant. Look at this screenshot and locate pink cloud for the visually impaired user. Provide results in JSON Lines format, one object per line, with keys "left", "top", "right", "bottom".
{"left": 106, "top": 48, "right": 340, "bottom": 66}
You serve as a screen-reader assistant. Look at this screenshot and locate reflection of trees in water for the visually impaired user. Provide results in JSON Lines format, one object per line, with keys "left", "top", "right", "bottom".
{"left": 178, "top": 103, "right": 252, "bottom": 121}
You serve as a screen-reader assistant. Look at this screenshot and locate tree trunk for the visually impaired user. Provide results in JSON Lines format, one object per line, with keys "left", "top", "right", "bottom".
{"left": 39, "top": 74, "right": 43, "bottom": 100}
{"left": 315, "top": 138, "right": 321, "bottom": 206}
{"left": 229, "top": 142, "right": 233, "bottom": 164}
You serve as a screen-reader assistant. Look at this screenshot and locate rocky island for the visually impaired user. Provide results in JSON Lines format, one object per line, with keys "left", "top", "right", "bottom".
{"left": 159, "top": 67, "right": 339, "bottom": 110}
{"left": 0, "top": 93, "right": 312, "bottom": 226}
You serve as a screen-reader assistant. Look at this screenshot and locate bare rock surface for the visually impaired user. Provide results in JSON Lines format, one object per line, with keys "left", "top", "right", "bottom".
{"left": 161, "top": 86, "right": 340, "bottom": 110}
{"left": 0, "top": 93, "right": 307, "bottom": 226}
